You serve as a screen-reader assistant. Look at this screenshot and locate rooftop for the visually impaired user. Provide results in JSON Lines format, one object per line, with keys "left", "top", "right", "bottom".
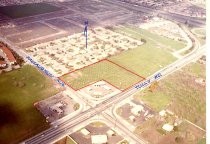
{"left": 0, "top": 44, "right": 16, "bottom": 63}
{"left": 91, "top": 135, "right": 108, "bottom": 144}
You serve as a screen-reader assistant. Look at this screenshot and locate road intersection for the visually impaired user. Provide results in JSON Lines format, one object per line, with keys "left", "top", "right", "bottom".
{"left": 22, "top": 40, "right": 205, "bottom": 143}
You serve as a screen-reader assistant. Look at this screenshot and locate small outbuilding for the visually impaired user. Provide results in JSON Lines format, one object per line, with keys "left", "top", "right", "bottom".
{"left": 159, "top": 110, "right": 166, "bottom": 117}
{"left": 162, "top": 123, "right": 174, "bottom": 132}
{"left": 91, "top": 135, "right": 108, "bottom": 144}
{"left": 80, "top": 128, "right": 90, "bottom": 136}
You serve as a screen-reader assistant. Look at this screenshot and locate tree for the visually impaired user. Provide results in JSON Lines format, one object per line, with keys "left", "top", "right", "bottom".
{"left": 73, "top": 103, "right": 80, "bottom": 111}
{"left": 175, "top": 136, "right": 184, "bottom": 143}
{"left": 149, "top": 81, "right": 159, "bottom": 92}
{"left": 141, "top": 38, "right": 146, "bottom": 43}
{"left": 0, "top": 56, "right": 4, "bottom": 61}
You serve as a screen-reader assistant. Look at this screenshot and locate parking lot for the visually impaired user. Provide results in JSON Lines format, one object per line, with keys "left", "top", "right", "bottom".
{"left": 35, "top": 92, "right": 79, "bottom": 122}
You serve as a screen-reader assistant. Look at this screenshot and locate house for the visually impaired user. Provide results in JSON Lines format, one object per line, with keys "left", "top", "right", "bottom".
{"left": 162, "top": 123, "right": 174, "bottom": 132}
{"left": 131, "top": 105, "right": 144, "bottom": 116}
{"left": 80, "top": 128, "right": 90, "bottom": 136}
{"left": 159, "top": 110, "right": 167, "bottom": 117}
{"left": 0, "top": 45, "right": 16, "bottom": 65}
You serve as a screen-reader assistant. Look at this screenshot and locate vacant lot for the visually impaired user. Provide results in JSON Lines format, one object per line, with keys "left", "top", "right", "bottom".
{"left": 110, "top": 26, "right": 178, "bottom": 77}
{"left": 135, "top": 117, "right": 205, "bottom": 144}
{"left": 0, "top": 65, "right": 59, "bottom": 144}
{"left": 119, "top": 26, "right": 185, "bottom": 51}
{"left": 0, "top": 3, "right": 61, "bottom": 18}
{"left": 60, "top": 60, "right": 144, "bottom": 90}
{"left": 134, "top": 89, "right": 171, "bottom": 112}
{"left": 134, "top": 61, "right": 206, "bottom": 128}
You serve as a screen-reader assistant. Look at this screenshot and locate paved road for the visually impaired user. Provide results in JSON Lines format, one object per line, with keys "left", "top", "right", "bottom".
{"left": 102, "top": 0, "right": 205, "bottom": 27}
{"left": 102, "top": 112, "right": 149, "bottom": 144}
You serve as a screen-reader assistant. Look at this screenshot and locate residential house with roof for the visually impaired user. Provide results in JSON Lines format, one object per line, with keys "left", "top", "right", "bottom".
{"left": 0, "top": 44, "right": 16, "bottom": 65}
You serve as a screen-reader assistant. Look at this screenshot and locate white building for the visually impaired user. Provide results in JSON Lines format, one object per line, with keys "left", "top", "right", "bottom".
{"left": 131, "top": 105, "right": 144, "bottom": 116}
{"left": 80, "top": 128, "right": 90, "bottom": 136}
{"left": 162, "top": 123, "right": 174, "bottom": 132}
{"left": 91, "top": 135, "right": 108, "bottom": 144}
{"left": 159, "top": 110, "right": 166, "bottom": 117}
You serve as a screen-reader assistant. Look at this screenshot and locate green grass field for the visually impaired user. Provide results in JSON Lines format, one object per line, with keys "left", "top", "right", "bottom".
{"left": 134, "top": 61, "right": 206, "bottom": 128}
{"left": 0, "top": 3, "right": 61, "bottom": 18}
{"left": 188, "top": 62, "right": 206, "bottom": 78}
{"left": 126, "top": 26, "right": 186, "bottom": 51}
{"left": 198, "top": 138, "right": 206, "bottom": 144}
{"left": 60, "top": 60, "right": 143, "bottom": 90}
{"left": 135, "top": 117, "right": 205, "bottom": 144}
{"left": 109, "top": 26, "right": 178, "bottom": 77}
{"left": 61, "top": 26, "right": 183, "bottom": 91}
{"left": 134, "top": 89, "right": 171, "bottom": 111}
{"left": 0, "top": 65, "right": 59, "bottom": 144}
{"left": 197, "top": 37, "right": 206, "bottom": 46}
